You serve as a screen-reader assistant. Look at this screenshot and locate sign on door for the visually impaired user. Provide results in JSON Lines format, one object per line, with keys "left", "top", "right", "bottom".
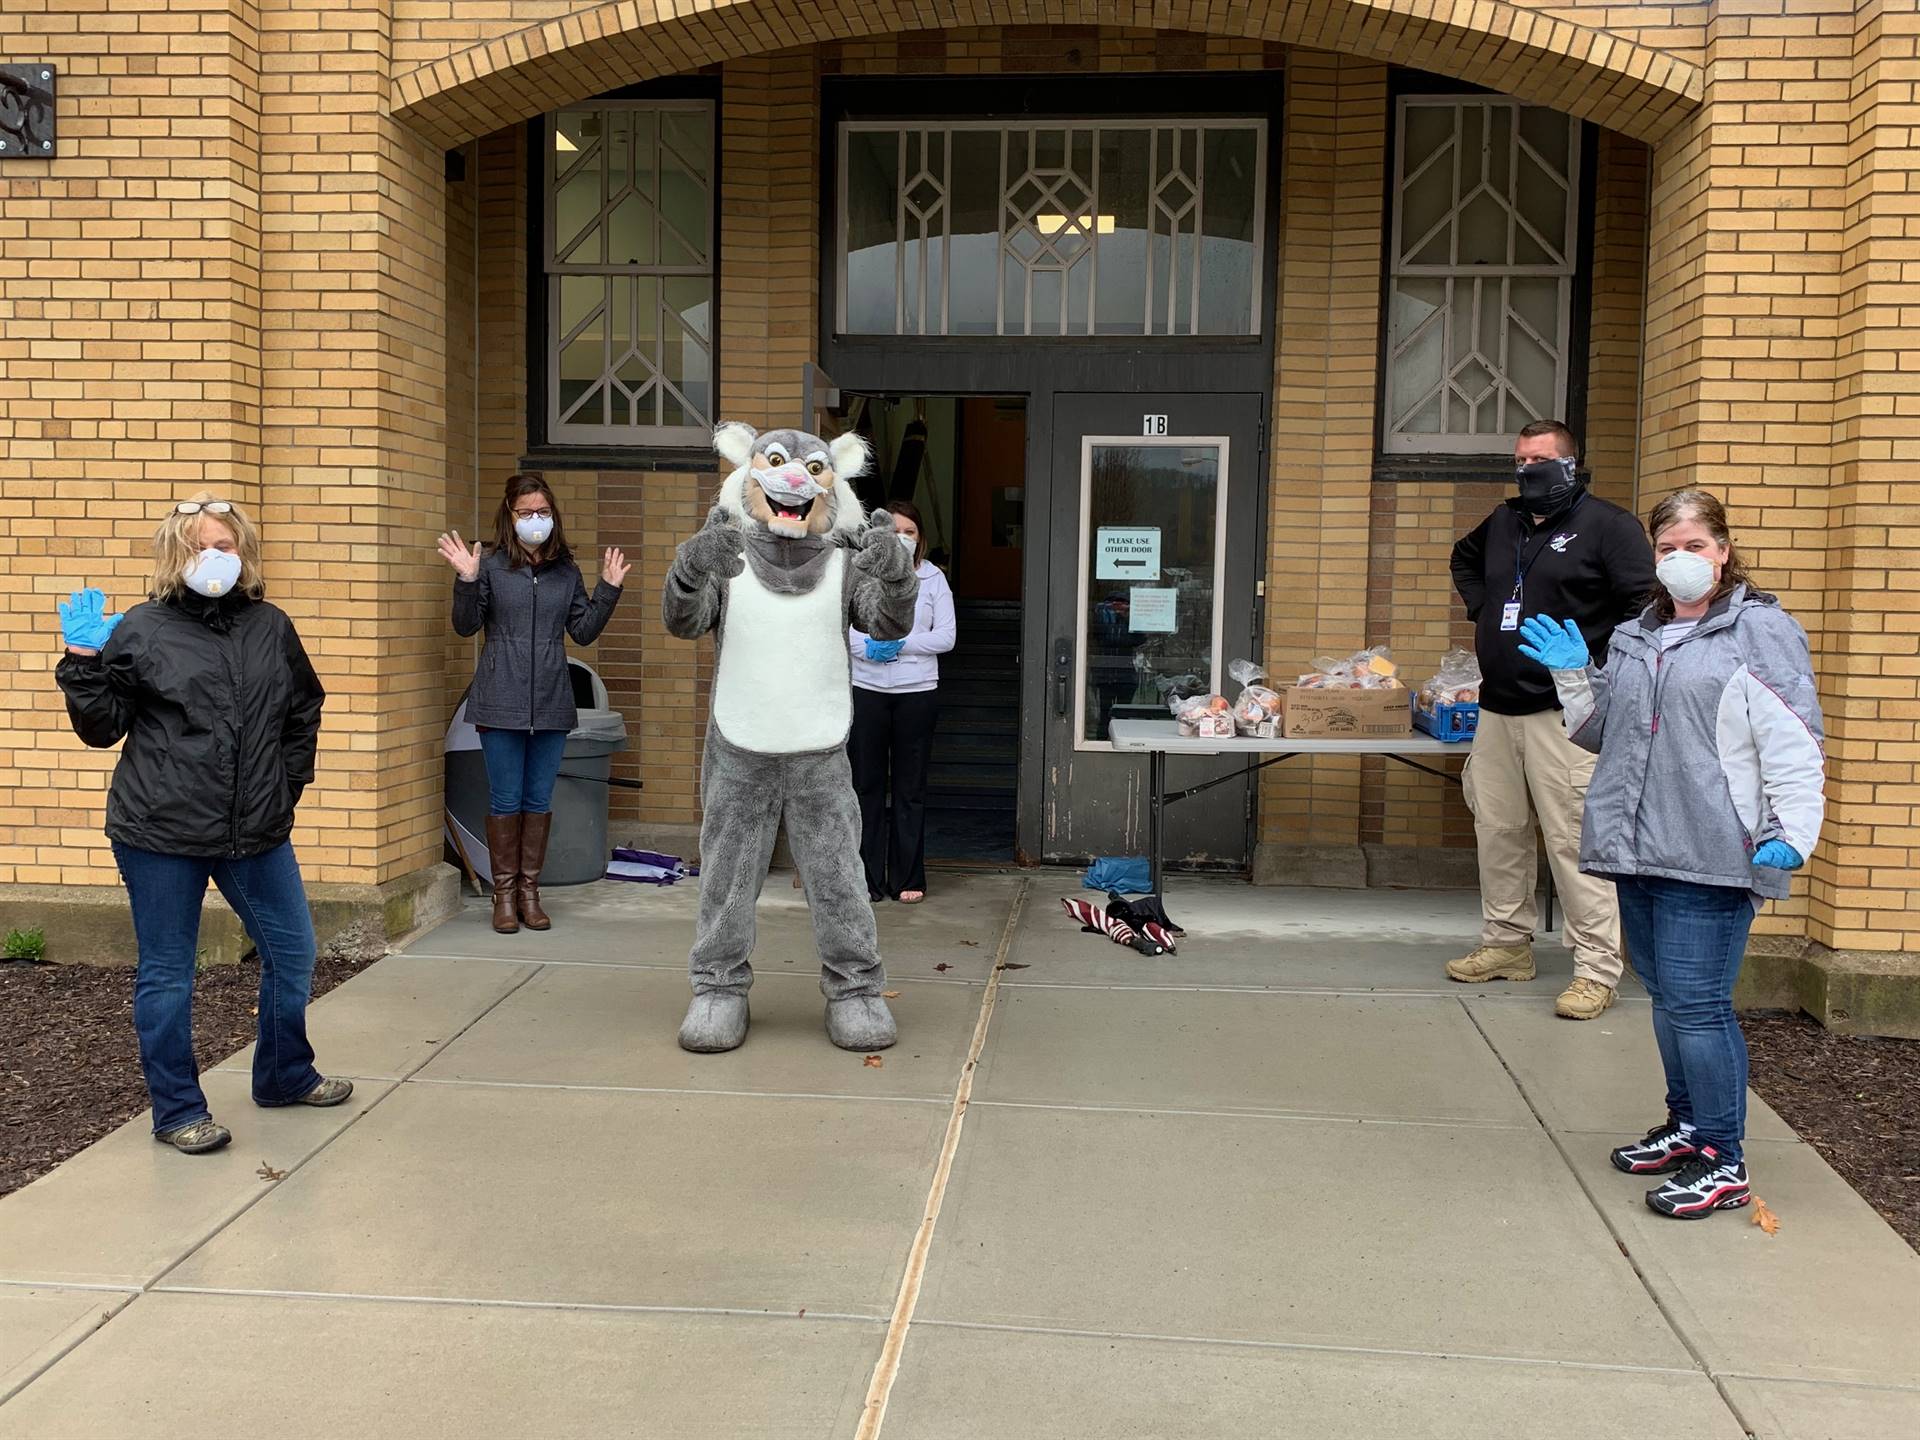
{"left": 1095, "top": 526, "right": 1161, "bottom": 580}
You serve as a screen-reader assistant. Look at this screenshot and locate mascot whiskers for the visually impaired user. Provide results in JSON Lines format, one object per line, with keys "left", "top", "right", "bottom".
{"left": 663, "top": 422, "right": 919, "bottom": 1052}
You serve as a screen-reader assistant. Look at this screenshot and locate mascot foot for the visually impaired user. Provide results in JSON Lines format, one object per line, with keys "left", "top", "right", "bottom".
{"left": 679, "top": 992, "right": 749, "bottom": 1053}
{"left": 825, "top": 994, "right": 897, "bottom": 1051}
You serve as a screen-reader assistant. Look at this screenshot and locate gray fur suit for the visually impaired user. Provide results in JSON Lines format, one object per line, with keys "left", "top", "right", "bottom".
{"left": 662, "top": 422, "right": 918, "bottom": 1053}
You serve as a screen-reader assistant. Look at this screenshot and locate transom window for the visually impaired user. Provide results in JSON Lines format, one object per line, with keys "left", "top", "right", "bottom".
{"left": 1383, "top": 97, "right": 1580, "bottom": 455}
{"left": 838, "top": 119, "right": 1266, "bottom": 338}
{"left": 544, "top": 101, "right": 714, "bottom": 447}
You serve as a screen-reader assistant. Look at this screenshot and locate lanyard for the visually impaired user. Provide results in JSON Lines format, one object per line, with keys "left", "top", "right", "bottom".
{"left": 1509, "top": 494, "right": 1583, "bottom": 602}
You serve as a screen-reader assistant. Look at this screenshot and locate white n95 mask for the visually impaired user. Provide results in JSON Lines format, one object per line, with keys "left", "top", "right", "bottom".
{"left": 1656, "top": 551, "right": 1716, "bottom": 604}
{"left": 514, "top": 514, "right": 555, "bottom": 546}
{"left": 183, "top": 548, "right": 243, "bottom": 598}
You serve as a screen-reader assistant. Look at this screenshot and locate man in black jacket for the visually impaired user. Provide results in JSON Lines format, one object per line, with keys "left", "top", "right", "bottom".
{"left": 1448, "top": 420, "right": 1655, "bottom": 1019}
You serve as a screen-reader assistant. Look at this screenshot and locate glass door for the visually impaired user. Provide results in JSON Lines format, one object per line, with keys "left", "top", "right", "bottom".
{"left": 1042, "top": 393, "right": 1263, "bottom": 867}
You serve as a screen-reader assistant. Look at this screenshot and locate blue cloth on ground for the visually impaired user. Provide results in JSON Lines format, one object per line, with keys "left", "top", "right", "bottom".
{"left": 1083, "top": 856, "right": 1150, "bottom": 894}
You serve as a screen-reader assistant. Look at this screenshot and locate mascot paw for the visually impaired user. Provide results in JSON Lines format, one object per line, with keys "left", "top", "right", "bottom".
{"left": 852, "top": 510, "right": 914, "bottom": 582}
{"left": 676, "top": 506, "right": 746, "bottom": 583}
{"left": 679, "top": 991, "right": 750, "bottom": 1053}
{"left": 825, "top": 994, "right": 897, "bottom": 1051}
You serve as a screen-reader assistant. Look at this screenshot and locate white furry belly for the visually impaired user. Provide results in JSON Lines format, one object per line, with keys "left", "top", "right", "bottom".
{"left": 713, "top": 551, "right": 851, "bottom": 752}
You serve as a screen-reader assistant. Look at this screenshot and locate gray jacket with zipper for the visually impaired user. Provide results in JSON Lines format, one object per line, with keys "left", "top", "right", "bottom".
{"left": 1550, "top": 585, "right": 1825, "bottom": 902}
{"left": 453, "top": 547, "right": 623, "bottom": 731}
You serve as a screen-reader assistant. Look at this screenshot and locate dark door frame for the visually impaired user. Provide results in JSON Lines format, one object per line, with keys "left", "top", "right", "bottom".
{"left": 817, "top": 72, "right": 1284, "bottom": 866}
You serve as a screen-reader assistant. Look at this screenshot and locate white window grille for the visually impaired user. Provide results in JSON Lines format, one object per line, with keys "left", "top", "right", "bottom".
{"left": 837, "top": 119, "right": 1266, "bottom": 338}
{"left": 1383, "top": 97, "right": 1580, "bottom": 455}
{"left": 544, "top": 101, "right": 713, "bottom": 447}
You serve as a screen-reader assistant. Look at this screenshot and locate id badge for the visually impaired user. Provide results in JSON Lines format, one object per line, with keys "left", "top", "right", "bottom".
{"left": 1500, "top": 601, "right": 1522, "bottom": 632}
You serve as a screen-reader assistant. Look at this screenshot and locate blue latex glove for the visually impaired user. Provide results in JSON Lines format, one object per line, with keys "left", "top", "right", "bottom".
{"left": 57, "top": 588, "right": 124, "bottom": 651}
{"left": 864, "top": 638, "right": 905, "bottom": 663}
{"left": 1516, "top": 615, "right": 1591, "bottom": 671}
{"left": 1753, "top": 839, "right": 1804, "bottom": 870}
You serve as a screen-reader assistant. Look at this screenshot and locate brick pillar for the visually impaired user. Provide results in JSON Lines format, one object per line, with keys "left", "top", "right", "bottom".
{"left": 1640, "top": 0, "right": 1920, "bottom": 958}
{"left": 0, "top": 0, "right": 264, "bottom": 887}
{"left": 1822, "top": 3, "right": 1920, "bottom": 955}
{"left": 1255, "top": 49, "right": 1388, "bottom": 885}
{"left": 257, "top": 0, "right": 451, "bottom": 889}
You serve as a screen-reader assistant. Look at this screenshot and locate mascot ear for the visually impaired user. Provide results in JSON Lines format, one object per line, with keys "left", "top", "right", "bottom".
{"left": 829, "top": 430, "right": 871, "bottom": 482}
{"left": 713, "top": 422, "right": 758, "bottom": 469}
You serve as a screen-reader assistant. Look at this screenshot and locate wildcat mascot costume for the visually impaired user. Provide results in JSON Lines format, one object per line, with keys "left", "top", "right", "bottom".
{"left": 663, "top": 422, "right": 918, "bottom": 1053}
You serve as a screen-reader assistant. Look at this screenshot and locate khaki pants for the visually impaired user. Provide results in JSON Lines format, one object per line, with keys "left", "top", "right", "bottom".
{"left": 1463, "top": 707, "right": 1623, "bottom": 986}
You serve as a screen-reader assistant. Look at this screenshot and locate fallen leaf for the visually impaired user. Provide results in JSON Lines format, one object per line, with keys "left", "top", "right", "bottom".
{"left": 881, "top": 990, "right": 900, "bottom": 999}
{"left": 249, "top": 1006, "right": 258, "bottom": 1017}
{"left": 934, "top": 963, "right": 952, "bottom": 972}
{"left": 1751, "top": 1197, "right": 1781, "bottom": 1235}
{"left": 998, "top": 962, "right": 1031, "bottom": 971}
{"left": 958, "top": 939, "right": 980, "bottom": 947}
{"left": 798, "top": 1308, "right": 807, "bottom": 1318}
{"left": 863, "top": 1055, "right": 884, "bottom": 1068}
{"left": 257, "top": 1162, "right": 287, "bottom": 1182}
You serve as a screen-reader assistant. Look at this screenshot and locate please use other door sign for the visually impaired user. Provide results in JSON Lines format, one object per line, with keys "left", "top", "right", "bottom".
{"left": 1096, "top": 527, "right": 1160, "bottom": 581}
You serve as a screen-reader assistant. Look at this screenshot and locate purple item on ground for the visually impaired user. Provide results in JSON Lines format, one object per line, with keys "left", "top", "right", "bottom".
{"left": 607, "top": 847, "right": 699, "bottom": 885}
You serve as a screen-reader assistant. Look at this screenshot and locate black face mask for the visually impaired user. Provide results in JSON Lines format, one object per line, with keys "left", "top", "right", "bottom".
{"left": 1516, "top": 456, "right": 1581, "bottom": 514}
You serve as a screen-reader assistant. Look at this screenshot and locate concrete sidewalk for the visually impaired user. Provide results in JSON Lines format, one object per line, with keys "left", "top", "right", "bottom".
{"left": 1, "top": 873, "right": 1915, "bottom": 1438}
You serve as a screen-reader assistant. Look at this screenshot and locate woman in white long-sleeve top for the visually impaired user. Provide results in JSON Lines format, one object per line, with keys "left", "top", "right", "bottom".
{"left": 1519, "top": 488, "right": 1825, "bottom": 1221}
{"left": 846, "top": 501, "right": 956, "bottom": 904}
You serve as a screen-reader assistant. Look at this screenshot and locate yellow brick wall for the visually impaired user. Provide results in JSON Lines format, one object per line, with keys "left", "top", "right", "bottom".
{"left": 0, "top": 1, "right": 264, "bottom": 886}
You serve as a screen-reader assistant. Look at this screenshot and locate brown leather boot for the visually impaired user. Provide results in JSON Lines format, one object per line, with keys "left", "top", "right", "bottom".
{"left": 486, "top": 814, "right": 522, "bottom": 933}
{"left": 517, "top": 811, "right": 553, "bottom": 931}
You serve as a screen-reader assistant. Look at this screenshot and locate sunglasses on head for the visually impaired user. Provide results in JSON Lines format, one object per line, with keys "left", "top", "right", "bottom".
{"left": 174, "top": 500, "right": 234, "bottom": 516}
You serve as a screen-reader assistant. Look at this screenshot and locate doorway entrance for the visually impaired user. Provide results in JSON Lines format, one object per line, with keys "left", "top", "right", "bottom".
{"left": 1040, "top": 393, "right": 1265, "bottom": 868}
{"left": 849, "top": 395, "right": 1028, "bottom": 865}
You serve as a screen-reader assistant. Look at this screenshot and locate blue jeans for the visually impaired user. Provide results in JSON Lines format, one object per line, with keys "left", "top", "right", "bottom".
{"left": 112, "top": 841, "right": 324, "bottom": 1134}
{"left": 479, "top": 727, "right": 569, "bottom": 815}
{"left": 1614, "top": 875, "right": 1756, "bottom": 1164}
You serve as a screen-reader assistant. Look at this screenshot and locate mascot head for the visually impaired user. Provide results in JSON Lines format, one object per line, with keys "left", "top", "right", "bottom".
{"left": 714, "top": 422, "right": 870, "bottom": 540}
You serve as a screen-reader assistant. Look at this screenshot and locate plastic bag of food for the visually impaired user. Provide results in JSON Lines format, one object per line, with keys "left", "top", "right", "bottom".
{"left": 1169, "top": 691, "right": 1234, "bottom": 737}
{"left": 1297, "top": 646, "right": 1402, "bottom": 690}
{"left": 1417, "top": 646, "right": 1482, "bottom": 709}
{"left": 1225, "top": 659, "right": 1281, "bottom": 736}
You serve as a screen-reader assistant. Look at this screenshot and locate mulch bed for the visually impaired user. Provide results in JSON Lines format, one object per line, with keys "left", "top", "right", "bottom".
{"left": 0, "top": 954, "right": 374, "bottom": 1198}
{"left": 1743, "top": 1010, "right": 1920, "bottom": 1252}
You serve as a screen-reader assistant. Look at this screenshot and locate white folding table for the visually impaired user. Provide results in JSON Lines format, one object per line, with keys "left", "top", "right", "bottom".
{"left": 1105, "top": 718, "right": 1553, "bottom": 931}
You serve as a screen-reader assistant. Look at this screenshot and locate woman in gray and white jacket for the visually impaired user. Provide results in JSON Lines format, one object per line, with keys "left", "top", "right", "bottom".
{"left": 1518, "top": 488, "right": 1824, "bottom": 1222}
{"left": 439, "top": 475, "right": 627, "bottom": 934}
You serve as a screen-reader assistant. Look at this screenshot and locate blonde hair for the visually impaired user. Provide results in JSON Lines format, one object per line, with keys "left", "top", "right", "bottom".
{"left": 151, "top": 492, "right": 266, "bottom": 601}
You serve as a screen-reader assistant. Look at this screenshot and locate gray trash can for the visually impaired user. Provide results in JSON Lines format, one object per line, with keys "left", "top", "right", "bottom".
{"left": 444, "top": 659, "right": 629, "bottom": 888}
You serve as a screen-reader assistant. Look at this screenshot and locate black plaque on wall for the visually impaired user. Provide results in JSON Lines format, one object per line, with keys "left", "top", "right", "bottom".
{"left": 0, "top": 65, "right": 57, "bottom": 159}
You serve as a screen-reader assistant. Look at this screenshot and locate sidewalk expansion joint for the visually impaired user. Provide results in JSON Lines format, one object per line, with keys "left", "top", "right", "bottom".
{"left": 967, "top": 1099, "right": 1530, "bottom": 1130}
{"left": 912, "top": 1318, "right": 1711, "bottom": 1378}
{"left": 857, "top": 879, "right": 1029, "bottom": 1440}
{"left": 142, "top": 1285, "right": 887, "bottom": 1326}
{"left": 403, "top": 1076, "right": 948, "bottom": 1106}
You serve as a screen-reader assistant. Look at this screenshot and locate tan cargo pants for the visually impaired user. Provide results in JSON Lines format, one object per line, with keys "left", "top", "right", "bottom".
{"left": 1463, "top": 707, "right": 1623, "bottom": 986}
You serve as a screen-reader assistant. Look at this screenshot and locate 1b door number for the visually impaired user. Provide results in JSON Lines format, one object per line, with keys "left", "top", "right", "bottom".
{"left": 1141, "top": 414, "right": 1169, "bottom": 436}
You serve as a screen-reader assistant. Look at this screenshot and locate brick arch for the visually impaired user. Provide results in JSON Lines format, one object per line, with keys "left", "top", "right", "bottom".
{"left": 392, "top": 0, "right": 1703, "bottom": 149}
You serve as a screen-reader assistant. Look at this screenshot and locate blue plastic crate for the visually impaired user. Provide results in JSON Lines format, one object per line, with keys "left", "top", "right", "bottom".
{"left": 1411, "top": 693, "right": 1479, "bottom": 742}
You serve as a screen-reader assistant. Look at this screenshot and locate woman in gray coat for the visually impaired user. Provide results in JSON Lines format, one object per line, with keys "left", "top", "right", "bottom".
{"left": 439, "top": 475, "right": 627, "bottom": 933}
{"left": 1519, "top": 489, "right": 1825, "bottom": 1222}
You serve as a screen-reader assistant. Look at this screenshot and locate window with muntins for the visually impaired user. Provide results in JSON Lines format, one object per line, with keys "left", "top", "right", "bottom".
{"left": 544, "top": 102, "right": 714, "bottom": 447}
{"left": 838, "top": 120, "right": 1266, "bottom": 338}
{"left": 1383, "top": 97, "right": 1580, "bottom": 455}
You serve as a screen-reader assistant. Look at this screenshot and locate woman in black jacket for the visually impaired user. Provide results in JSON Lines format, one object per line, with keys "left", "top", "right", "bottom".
{"left": 55, "top": 494, "right": 349, "bottom": 1156}
{"left": 439, "top": 474, "right": 627, "bottom": 933}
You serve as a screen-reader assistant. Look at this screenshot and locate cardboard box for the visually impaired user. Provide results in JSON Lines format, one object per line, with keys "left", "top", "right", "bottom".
{"left": 1280, "top": 685, "right": 1413, "bottom": 739}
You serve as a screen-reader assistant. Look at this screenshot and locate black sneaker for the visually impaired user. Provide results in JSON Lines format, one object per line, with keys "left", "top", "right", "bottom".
{"left": 1646, "top": 1147, "right": 1750, "bottom": 1219}
{"left": 1610, "top": 1119, "right": 1698, "bottom": 1175}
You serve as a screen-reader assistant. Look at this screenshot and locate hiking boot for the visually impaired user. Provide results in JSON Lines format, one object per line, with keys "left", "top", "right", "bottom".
{"left": 298, "top": 1077, "right": 354, "bottom": 1107}
{"left": 1445, "top": 943, "right": 1535, "bottom": 983}
{"left": 486, "top": 814, "right": 522, "bottom": 934}
{"left": 1611, "top": 1118, "right": 1698, "bottom": 1175}
{"left": 516, "top": 811, "right": 553, "bottom": 931}
{"left": 1555, "top": 977, "right": 1617, "bottom": 1020}
{"left": 155, "top": 1119, "right": 232, "bottom": 1155}
{"left": 1646, "top": 1147, "right": 1750, "bottom": 1219}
